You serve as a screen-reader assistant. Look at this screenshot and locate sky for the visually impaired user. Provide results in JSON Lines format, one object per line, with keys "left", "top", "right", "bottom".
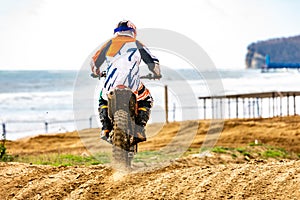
{"left": 1, "top": 0, "right": 300, "bottom": 70}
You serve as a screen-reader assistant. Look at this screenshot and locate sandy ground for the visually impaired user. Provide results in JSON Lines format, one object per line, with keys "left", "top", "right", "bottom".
{"left": 6, "top": 116, "right": 300, "bottom": 155}
{"left": 1, "top": 116, "right": 300, "bottom": 199}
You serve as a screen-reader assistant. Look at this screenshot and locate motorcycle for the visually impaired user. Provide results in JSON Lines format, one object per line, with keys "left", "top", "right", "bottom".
{"left": 92, "top": 73, "right": 160, "bottom": 169}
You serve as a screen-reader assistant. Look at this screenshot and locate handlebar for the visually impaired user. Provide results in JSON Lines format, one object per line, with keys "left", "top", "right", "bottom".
{"left": 90, "top": 73, "right": 100, "bottom": 78}
{"left": 91, "top": 72, "right": 161, "bottom": 80}
{"left": 90, "top": 71, "right": 106, "bottom": 79}
{"left": 140, "top": 73, "right": 162, "bottom": 80}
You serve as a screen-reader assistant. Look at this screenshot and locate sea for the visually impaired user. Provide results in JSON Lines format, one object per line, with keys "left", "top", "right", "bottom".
{"left": 1, "top": 68, "right": 300, "bottom": 140}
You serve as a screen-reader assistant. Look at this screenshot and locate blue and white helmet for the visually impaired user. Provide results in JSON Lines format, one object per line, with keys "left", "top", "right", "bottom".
{"left": 114, "top": 20, "right": 136, "bottom": 37}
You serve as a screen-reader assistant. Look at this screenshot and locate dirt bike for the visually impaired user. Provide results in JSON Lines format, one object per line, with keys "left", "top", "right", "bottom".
{"left": 92, "top": 73, "right": 160, "bottom": 169}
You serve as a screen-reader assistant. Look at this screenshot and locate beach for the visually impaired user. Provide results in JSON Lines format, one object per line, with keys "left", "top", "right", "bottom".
{"left": 2, "top": 116, "right": 300, "bottom": 199}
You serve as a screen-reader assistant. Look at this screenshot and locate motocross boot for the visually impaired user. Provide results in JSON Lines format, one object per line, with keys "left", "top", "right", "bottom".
{"left": 134, "top": 107, "right": 150, "bottom": 144}
{"left": 99, "top": 105, "right": 113, "bottom": 143}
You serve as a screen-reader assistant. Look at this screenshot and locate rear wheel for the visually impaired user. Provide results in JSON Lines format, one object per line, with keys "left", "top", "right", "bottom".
{"left": 112, "top": 109, "right": 132, "bottom": 169}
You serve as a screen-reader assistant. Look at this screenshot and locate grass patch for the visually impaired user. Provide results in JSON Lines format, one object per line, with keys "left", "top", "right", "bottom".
{"left": 205, "top": 146, "right": 253, "bottom": 159}
{"left": 231, "top": 153, "right": 237, "bottom": 158}
{"left": 0, "top": 144, "right": 14, "bottom": 162}
{"left": 249, "top": 141, "right": 263, "bottom": 146}
{"left": 236, "top": 147, "right": 246, "bottom": 153}
{"left": 11, "top": 153, "right": 110, "bottom": 166}
{"left": 188, "top": 143, "right": 298, "bottom": 162}
{"left": 262, "top": 149, "right": 287, "bottom": 159}
{"left": 183, "top": 148, "right": 201, "bottom": 157}
{"left": 133, "top": 150, "right": 178, "bottom": 164}
{"left": 211, "top": 146, "right": 232, "bottom": 153}
{"left": 134, "top": 150, "right": 161, "bottom": 163}
{"left": 2, "top": 143, "right": 298, "bottom": 166}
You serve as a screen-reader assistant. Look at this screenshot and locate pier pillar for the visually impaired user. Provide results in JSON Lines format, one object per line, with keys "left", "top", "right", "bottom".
{"left": 293, "top": 93, "right": 296, "bottom": 116}
{"left": 236, "top": 97, "right": 239, "bottom": 118}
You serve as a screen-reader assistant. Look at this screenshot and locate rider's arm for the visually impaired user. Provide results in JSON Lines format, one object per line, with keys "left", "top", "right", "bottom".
{"left": 136, "top": 40, "right": 161, "bottom": 78}
{"left": 90, "top": 40, "right": 112, "bottom": 75}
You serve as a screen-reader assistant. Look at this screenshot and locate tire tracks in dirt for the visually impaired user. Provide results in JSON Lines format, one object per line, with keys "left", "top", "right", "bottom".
{"left": 1, "top": 159, "right": 300, "bottom": 199}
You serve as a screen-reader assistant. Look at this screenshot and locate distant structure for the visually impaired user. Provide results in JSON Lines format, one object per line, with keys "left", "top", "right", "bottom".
{"left": 261, "top": 55, "right": 300, "bottom": 72}
{"left": 246, "top": 34, "right": 300, "bottom": 70}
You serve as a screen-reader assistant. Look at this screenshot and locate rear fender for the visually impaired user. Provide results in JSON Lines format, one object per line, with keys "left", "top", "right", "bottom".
{"left": 107, "top": 85, "right": 137, "bottom": 119}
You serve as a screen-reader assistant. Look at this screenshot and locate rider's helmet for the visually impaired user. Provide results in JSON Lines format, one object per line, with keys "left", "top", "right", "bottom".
{"left": 114, "top": 20, "right": 136, "bottom": 37}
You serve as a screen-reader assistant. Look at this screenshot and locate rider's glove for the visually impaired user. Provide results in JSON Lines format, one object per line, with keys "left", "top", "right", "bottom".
{"left": 151, "top": 63, "right": 161, "bottom": 79}
{"left": 91, "top": 61, "right": 100, "bottom": 76}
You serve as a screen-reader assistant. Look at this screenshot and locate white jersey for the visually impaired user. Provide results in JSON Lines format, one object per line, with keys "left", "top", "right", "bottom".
{"left": 101, "top": 42, "right": 141, "bottom": 99}
{"left": 91, "top": 34, "right": 159, "bottom": 101}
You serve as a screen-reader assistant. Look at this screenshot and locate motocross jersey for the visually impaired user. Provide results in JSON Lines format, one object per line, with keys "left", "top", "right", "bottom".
{"left": 91, "top": 35, "right": 159, "bottom": 101}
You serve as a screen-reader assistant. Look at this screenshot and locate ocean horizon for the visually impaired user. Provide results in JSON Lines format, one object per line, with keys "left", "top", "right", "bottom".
{"left": 1, "top": 68, "right": 300, "bottom": 140}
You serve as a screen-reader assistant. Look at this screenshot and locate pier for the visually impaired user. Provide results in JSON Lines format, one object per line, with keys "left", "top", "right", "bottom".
{"left": 262, "top": 55, "right": 300, "bottom": 72}
{"left": 198, "top": 91, "right": 300, "bottom": 119}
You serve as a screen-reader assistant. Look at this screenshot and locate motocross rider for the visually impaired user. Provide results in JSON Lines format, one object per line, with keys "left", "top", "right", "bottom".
{"left": 90, "top": 20, "right": 161, "bottom": 144}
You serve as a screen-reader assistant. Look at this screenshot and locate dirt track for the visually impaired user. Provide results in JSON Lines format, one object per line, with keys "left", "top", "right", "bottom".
{"left": 1, "top": 116, "right": 300, "bottom": 199}
{"left": 1, "top": 158, "right": 299, "bottom": 199}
